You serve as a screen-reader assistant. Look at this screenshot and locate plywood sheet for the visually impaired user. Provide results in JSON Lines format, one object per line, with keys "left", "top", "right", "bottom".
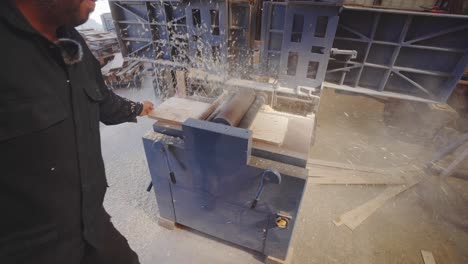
{"left": 333, "top": 177, "right": 420, "bottom": 230}
{"left": 421, "top": 250, "right": 437, "bottom": 264}
{"left": 148, "top": 97, "right": 211, "bottom": 125}
{"left": 250, "top": 112, "right": 289, "bottom": 146}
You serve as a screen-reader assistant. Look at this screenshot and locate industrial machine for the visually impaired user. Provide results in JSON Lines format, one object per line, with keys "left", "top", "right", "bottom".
{"left": 121, "top": 0, "right": 468, "bottom": 262}
{"left": 142, "top": 89, "right": 314, "bottom": 263}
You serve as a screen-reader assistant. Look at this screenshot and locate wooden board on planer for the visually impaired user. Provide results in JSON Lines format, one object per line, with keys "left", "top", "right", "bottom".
{"left": 148, "top": 97, "right": 212, "bottom": 125}
{"left": 149, "top": 98, "right": 290, "bottom": 146}
{"left": 250, "top": 112, "right": 289, "bottom": 146}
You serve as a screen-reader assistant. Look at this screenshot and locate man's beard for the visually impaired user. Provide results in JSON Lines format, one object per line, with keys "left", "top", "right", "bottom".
{"left": 36, "top": 0, "right": 58, "bottom": 9}
{"left": 35, "top": 0, "right": 85, "bottom": 27}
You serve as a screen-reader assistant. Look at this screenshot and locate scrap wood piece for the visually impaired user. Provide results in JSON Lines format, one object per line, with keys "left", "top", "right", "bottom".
{"left": 101, "top": 53, "right": 124, "bottom": 75}
{"left": 308, "top": 166, "right": 388, "bottom": 177}
{"left": 250, "top": 112, "right": 289, "bottom": 146}
{"left": 440, "top": 147, "right": 468, "bottom": 178}
{"left": 333, "top": 177, "right": 420, "bottom": 230}
{"left": 308, "top": 159, "right": 388, "bottom": 174}
{"left": 309, "top": 174, "right": 406, "bottom": 185}
{"left": 116, "top": 61, "right": 140, "bottom": 76}
{"left": 421, "top": 250, "right": 437, "bottom": 264}
{"left": 175, "top": 70, "right": 187, "bottom": 97}
{"left": 148, "top": 97, "right": 211, "bottom": 125}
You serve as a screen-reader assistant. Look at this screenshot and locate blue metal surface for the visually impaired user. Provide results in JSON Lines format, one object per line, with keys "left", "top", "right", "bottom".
{"left": 109, "top": 1, "right": 467, "bottom": 102}
{"left": 109, "top": 1, "right": 155, "bottom": 59}
{"left": 228, "top": 1, "right": 254, "bottom": 77}
{"left": 109, "top": 0, "right": 231, "bottom": 72}
{"left": 143, "top": 135, "right": 179, "bottom": 222}
{"left": 260, "top": 2, "right": 340, "bottom": 95}
{"left": 100, "top": 13, "right": 116, "bottom": 32}
{"left": 185, "top": 0, "right": 228, "bottom": 73}
{"left": 325, "top": 7, "right": 468, "bottom": 102}
{"left": 152, "top": 121, "right": 183, "bottom": 138}
{"left": 142, "top": 118, "right": 307, "bottom": 260}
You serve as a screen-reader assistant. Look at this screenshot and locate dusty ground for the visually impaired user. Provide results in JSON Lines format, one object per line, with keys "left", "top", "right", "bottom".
{"left": 100, "top": 79, "right": 468, "bottom": 264}
{"left": 298, "top": 88, "right": 468, "bottom": 264}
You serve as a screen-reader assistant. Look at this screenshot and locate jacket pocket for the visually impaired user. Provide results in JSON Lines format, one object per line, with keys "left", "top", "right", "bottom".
{"left": 83, "top": 82, "right": 104, "bottom": 102}
{"left": 0, "top": 97, "right": 67, "bottom": 142}
{"left": 0, "top": 224, "right": 59, "bottom": 256}
{"left": 82, "top": 82, "right": 103, "bottom": 133}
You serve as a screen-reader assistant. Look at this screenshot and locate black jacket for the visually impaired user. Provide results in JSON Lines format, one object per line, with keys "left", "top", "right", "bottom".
{"left": 0, "top": 1, "right": 142, "bottom": 261}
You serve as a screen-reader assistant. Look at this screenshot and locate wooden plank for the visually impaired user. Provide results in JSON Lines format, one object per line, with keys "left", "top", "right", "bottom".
{"left": 250, "top": 112, "right": 289, "bottom": 146}
{"left": 308, "top": 166, "right": 385, "bottom": 177}
{"left": 252, "top": 113, "right": 314, "bottom": 163}
{"left": 148, "top": 97, "right": 211, "bottom": 125}
{"left": 440, "top": 147, "right": 468, "bottom": 178}
{"left": 175, "top": 71, "right": 187, "bottom": 97}
{"left": 309, "top": 175, "right": 406, "bottom": 185}
{"left": 116, "top": 61, "right": 139, "bottom": 76}
{"left": 101, "top": 53, "right": 124, "bottom": 75}
{"left": 421, "top": 250, "right": 437, "bottom": 264}
{"left": 308, "top": 159, "right": 388, "bottom": 174}
{"left": 333, "top": 177, "right": 420, "bottom": 230}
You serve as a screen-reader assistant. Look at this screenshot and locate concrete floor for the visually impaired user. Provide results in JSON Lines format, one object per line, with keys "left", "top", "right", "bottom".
{"left": 100, "top": 79, "right": 468, "bottom": 264}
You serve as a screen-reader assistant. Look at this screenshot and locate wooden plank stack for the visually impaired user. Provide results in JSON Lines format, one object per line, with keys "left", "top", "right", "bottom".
{"left": 101, "top": 53, "right": 143, "bottom": 89}
{"left": 78, "top": 28, "right": 120, "bottom": 66}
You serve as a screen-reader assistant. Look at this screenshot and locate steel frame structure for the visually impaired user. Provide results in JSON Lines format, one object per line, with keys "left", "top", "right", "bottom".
{"left": 260, "top": 2, "right": 340, "bottom": 95}
{"left": 325, "top": 6, "right": 468, "bottom": 102}
{"left": 108, "top": 1, "right": 468, "bottom": 102}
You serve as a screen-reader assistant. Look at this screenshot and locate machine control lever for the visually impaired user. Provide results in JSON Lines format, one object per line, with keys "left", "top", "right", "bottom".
{"left": 153, "top": 140, "right": 177, "bottom": 184}
{"left": 250, "top": 169, "right": 282, "bottom": 209}
{"left": 161, "top": 146, "right": 176, "bottom": 184}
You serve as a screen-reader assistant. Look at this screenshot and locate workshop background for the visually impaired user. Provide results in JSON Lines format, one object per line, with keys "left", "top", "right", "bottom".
{"left": 79, "top": 0, "right": 468, "bottom": 263}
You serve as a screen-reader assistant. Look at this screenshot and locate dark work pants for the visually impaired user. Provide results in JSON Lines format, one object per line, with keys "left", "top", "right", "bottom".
{"left": 81, "top": 219, "right": 140, "bottom": 264}
{"left": 2, "top": 219, "right": 139, "bottom": 264}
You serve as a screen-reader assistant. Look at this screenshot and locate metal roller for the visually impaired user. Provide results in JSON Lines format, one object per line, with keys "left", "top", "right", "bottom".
{"left": 237, "top": 92, "right": 267, "bottom": 129}
{"left": 213, "top": 89, "right": 256, "bottom": 127}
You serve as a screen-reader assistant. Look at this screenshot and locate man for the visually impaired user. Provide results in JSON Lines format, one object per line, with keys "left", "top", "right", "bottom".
{"left": 0, "top": 0, "right": 154, "bottom": 263}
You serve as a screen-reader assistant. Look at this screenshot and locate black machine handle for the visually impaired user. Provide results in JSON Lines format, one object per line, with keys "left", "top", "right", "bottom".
{"left": 250, "top": 169, "right": 282, "bottom": 209}
{"left": 146, "top": 182, "right": 153, "bottom": 192}
{"left": 160, "top": 145, "right": 177, "bottom": 184}
{"left": 147, "top": 140, "right": 178, "bottom": 193}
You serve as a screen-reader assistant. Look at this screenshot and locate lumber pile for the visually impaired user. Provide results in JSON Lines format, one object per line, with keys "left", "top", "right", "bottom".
{"left": 101, "top": 53, "right": 143, "bottom": 89}
{"left": 79, "top": 29, "right": 120, "bottom": 66}
{"left": 308, "top": 159, "right": 423, "bottom": 230}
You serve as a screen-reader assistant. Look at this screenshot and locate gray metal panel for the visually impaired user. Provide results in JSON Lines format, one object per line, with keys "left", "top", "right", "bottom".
{"left": 172, "top": 186, "right": 269, "bottom": 252}
{"left": 260, "top": 2, "right": 286, "bottom": 76}
{"left": 325, "top": 7, "right": 468, "bottom": 102}
{"left": 260, "top": 3, "right": 340, "bottom": 94}
{"left": 261, "top": 175, "right": 306, "bottom": 260}
{"left": 100, "top": 13, "right": 115, "bottom": 32}
{"left": 109, "top": 0, "right": 189, "bottom": 63}
{"left": 142, "top": 135, "right": 177, "bottom": 221}
{"left": 278, "top": 5, "right": 339, "bottom": 92}
{"left": 138, "top": 118, "right": 306, "bottom": 259}
{"left": 109, "top": 0, "right": 257, "bottom": 76}
{"left": 228, "top": 1, "right": 254, "bottom": 77}
{"left": 109, "top": 1, "right": 154, "bottom": 58}
{"left": 185, "top": 0, "right": 228, "bottom": 73}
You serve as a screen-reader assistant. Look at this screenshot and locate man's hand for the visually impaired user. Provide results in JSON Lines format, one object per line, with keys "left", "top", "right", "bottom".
{"left": 139, "top": 100, "right": 154, "bottom": 116}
